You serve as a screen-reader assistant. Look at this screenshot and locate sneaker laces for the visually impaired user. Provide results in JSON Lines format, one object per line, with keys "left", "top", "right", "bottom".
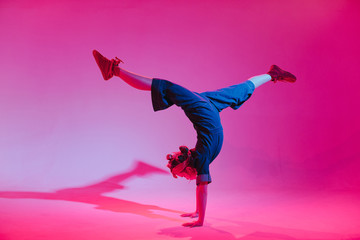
{"left": 113, "top": 57, "right": 124, "bottom": 66}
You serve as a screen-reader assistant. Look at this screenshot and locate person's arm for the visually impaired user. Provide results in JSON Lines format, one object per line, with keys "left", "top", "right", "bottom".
{"left": 182, "top": 182, "right": 208, "bottom": 227}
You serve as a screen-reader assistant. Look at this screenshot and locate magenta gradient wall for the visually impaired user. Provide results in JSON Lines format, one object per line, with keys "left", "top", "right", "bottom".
{"left": 1, "top": 0, "right": 359, "bottom": 193}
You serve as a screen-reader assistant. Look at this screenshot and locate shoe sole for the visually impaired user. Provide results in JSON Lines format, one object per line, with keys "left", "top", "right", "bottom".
{"left": 93, "top": 50, "right": 112, "bottom": 80}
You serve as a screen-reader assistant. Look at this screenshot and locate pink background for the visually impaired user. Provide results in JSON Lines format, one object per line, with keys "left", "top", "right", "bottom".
{"left": 1, "top": 1, "right": 360, "bottom": 239}
{"left": 1, "top": 0, "right": 360, "bottom": 195}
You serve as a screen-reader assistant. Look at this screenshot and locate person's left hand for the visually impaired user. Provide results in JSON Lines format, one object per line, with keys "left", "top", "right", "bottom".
{"left": 182, "top": 220, "right": 203, "bottom": 228}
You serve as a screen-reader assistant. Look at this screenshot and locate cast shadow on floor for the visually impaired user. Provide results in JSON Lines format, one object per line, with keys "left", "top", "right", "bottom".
{"left": 158, "top": 224, "right": 359, "bottom": 240}
{"left": 0, "top": 160, "right": 183, "bottom": 221}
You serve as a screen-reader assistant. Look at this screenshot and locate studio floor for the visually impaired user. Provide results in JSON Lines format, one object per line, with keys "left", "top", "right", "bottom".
{"left": 1, "top": 185, "right": 359, "bottom": 240}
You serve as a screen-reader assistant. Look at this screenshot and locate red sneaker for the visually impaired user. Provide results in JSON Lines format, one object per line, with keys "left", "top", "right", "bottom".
{"left": 92, "top": 50, "right": 123, "bottom": 80}
{"left": 268, "top": 65, "right": 296, "bottom": 83}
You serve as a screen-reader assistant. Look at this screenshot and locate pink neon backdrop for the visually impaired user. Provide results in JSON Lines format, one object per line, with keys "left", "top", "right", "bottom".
{"left": 1, "top": 0, "right": 360, "bottom": 195}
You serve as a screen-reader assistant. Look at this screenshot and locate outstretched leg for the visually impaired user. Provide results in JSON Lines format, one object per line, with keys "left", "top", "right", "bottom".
{"left": 249, "top": 65, "right": 297, "bottom": 88}
{"left": 248, "top": 74, "right": 272, "bottom": 88}
{"left": 113, "top": 67, "right": 152, "bottom": 91}
{"left": 93, "top": 50, "right": 295, "bottom": 91}
{"left": 92, "top": 50, "right": 152, "bottom": 91}
{"left": 200, "top": 65, "right": 296, "bottom": 112}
